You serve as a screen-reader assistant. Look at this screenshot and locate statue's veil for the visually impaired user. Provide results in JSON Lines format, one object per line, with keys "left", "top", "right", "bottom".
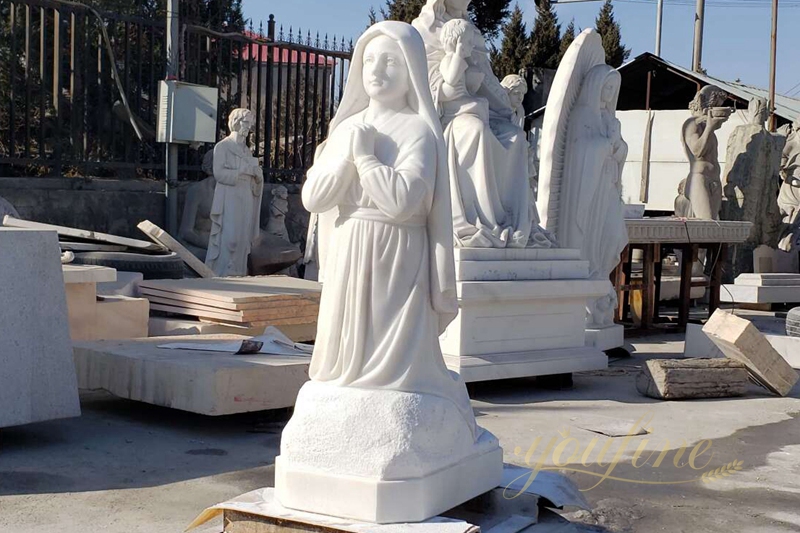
{"left": 536, "top": 29, "right": 606, "bottom": 239}
{"left": 307, "top": 21, "right": 458, "bottom": 330}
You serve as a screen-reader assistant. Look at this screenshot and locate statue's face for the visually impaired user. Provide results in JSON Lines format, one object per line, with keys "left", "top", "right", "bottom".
{"left": 236, "top": 113, "right": 253, "bottom": 136}
{"left": 362, "top": 35, "right": 409, "bottom": 104}
{"left": 601, "top": 81, "right": 616, "bottom": 106}
{"left": 446, "top": 0, "right": 471, "bottom": 16}
{"left": 509, "top": 85, "right": 525, "bottom": 108}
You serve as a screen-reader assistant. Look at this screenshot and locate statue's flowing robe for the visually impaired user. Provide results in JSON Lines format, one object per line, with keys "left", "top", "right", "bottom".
{"left": 303, "top": 110, "right": 474, "bottom": 432}
{"left": 206, "top": 135, "right": 262, "bottom": 277}
{"left": 560, "top": 106, "right": 627, "bottom": 282}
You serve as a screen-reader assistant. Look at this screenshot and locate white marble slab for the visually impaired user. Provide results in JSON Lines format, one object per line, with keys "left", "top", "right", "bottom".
{"left": 585, "top": 324, "right": 624, "bottom": 351}
{"left": 455, "top": 260, "right": 589, "bottom": 281}
{"left": 720, "top": 284, "right": 800, "bottom": 304}
{"left": 453, "top": 248, "right": 581, "bottom": 262}
{"left": 733, "top": 273, "right": 800, "bottom": 287}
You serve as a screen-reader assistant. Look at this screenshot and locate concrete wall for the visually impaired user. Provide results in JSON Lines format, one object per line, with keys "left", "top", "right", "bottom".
{"left": 0, "top": 178, "right": 310, "bottom": 247}
{"left": 0, "top": 178, "right": 166, "bottom": 238}
{"left": 618, "top": 109, "right": 751, "bottom": 212}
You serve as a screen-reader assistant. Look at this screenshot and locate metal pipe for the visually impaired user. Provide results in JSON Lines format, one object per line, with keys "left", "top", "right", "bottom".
{"left": 692, "top": 0, "right": 705, "bottom": 72}
{"left": 655, "top": 0, "right": 664, "bottom": 56}
{"left": 768, "top": 0, "right": 778, "bottom": 131}
{"left": 165, "top": 0, "right": 179, "bottom": 234}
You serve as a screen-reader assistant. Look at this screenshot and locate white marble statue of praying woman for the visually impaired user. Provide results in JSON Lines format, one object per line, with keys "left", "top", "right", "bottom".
{"left": 299, "top": 21, "right": 475, "bottom": 424}
{"left": 205, "top": 108, "right": 263, "bottom": 276}
{"left": 563, "top": 65, "right": 628, "bottom": 326}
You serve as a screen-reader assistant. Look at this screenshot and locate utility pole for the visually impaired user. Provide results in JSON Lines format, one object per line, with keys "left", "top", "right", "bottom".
{"left": 692, "top": 0, "right": 705, "bottom": 72}
{"left": 165, "top": 0, "right": 180, "bottom": 234}
{"left": 768, "top": 0, "right": 778, "bottom": 131}
{"left": 655, "top": 0, "right": 664, "bottom": 56}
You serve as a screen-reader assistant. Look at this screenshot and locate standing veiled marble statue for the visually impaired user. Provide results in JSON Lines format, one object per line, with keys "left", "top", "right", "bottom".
{"left": 537, "top": 29, "right": 628, "bottom": 327}
{"left": 412, "top": 0, "right": 541, "bottom": 248}
{"left": 205, "top": 109, "right": 263, "bottom": 276}
{"left": 276, "top": 21, "right": 501, "bottom": 523}
{"left": 679, "top": 85, "right": 732, "bottom": 220}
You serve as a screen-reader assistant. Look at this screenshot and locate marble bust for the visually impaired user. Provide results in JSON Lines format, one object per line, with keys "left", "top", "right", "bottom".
{"left": 275, "top": 21, "right": 501, "bottom": 523}
{"left": 412, "top": 0, "right": 544, "bottom": 248}
{"left": 778, "top": 115, "right": 800, "bottom": 251}
{"left": 678, "top": 85, "right": 732, "bottom": 220}
{"left": 537, "top": 29, "right": 628, "bottom": 327}
{"left": 501, "top": 74, "right": 527, "bottom": 129}
{"left": 205, "top": 108, "right": 264, "bottom": 277}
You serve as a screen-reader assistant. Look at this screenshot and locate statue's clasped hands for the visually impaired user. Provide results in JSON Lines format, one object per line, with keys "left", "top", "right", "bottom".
{"left": 350, "top": 122, "right": 378, "bottom": 162}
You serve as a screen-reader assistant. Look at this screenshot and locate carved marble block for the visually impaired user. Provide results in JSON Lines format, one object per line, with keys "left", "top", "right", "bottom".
{"left": 778, "top": 115, "right": 800, "bottom": 251}
{"left": 275, "top": 21, "right": 502, "bottom": 523}
{"left": 205, "top": 108, "right": 264, "bottom": 277}
{"left": 536, "top": 29, "right": 628, "bottom": 336}
{"left": 721, "top": 97, "right": 783, "bottom": 276}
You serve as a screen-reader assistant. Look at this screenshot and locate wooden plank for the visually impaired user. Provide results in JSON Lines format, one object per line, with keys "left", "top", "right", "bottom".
{"left": 3, "top": 215, "right": 165, "bottom": 252}
{"left": 137, "top": 220, "right": 216, "bottom": 278}
{"left": 703, "top": 310, "right": 799, "bottom": 396}
{"left": 151, "top": 302, "right": 317, "bottom": 326}
{"left": 636, "top": 358, "right": 749, "bottom": 400}
{"left": 678, "top": 244, "right": 694, "bottom": 328}
{"left": 147, "top": 295, "right": 318, "bottom": 321}
{"left": 138, "top": 286, "right": 319, "bottom": 311}
{"left": 138, "top": 276, "right": 322, "bottom": 304}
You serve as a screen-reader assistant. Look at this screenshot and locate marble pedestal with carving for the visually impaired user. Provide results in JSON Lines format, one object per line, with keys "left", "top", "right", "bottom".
{"left": 440, "top": 248, "right": 609, "bottom": 382}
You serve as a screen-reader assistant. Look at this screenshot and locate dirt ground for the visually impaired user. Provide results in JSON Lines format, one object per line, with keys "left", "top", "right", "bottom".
{"left": 2, "top": 333, "right": 799, "bottom": 533}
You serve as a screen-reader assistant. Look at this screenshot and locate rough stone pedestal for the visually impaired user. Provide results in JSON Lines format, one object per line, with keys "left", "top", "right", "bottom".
{"left": 440, "top": 248, "right": 609, "bottom": 382}
{"left": 275, "top": 381, "right": 503, "bottom": 523}
{"left": 0, "top": 228, "right": 80, "bottom": 428}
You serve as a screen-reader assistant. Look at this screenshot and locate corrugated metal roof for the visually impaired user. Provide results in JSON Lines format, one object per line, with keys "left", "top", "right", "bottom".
{"left": 644, "top": 54, "right": 800, "bottom": 121}
{"left": 532, "top": 52, "right": 800, "bottom": 121}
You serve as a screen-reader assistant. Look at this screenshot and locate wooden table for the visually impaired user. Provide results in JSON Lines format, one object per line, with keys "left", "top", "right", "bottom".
{"left": 613, "top": 218, "right": 752, "bottom": 332}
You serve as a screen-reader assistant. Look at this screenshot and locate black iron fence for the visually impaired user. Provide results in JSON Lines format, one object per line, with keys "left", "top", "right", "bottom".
{"left": 0, "top": 0, "right": 352, "bottom": 183}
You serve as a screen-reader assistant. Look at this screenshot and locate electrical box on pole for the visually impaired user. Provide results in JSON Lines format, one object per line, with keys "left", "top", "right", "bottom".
{"left": 157, "top": 81, "right": 219, "bottom": 144}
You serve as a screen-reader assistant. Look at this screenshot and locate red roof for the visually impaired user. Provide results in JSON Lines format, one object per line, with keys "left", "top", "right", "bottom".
{"left": 241, "top": 32, "right": 334, "bottom": 66}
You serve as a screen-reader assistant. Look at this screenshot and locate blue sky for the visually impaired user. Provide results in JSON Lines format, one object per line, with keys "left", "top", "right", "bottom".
{"left": 243, "top": 0, "right": 800, "bottom": 96}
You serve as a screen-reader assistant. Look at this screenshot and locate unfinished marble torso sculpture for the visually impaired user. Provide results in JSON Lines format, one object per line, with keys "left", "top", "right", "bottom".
{"left": 536, "top": 29, "right": 628, "bottom": 327}
{"left": 679, "top": 85, "right": 732, "bottom": 220}
{"left": 722, "top": 97, "right": 782, "bottom": 274}
{"left": 205, "top": 109, "right": 263, "bottom": 277}
{"left": 276, "top": 21, "right": 501, "bottom": 523}
{"left": 778, "top": 116, "right": 800, "bottom": 251}
{"left": 412, "top": 0, "right": 539, "bottom": 248}
{"left": 178, "top": 151, "right": 216, "bottom": 261}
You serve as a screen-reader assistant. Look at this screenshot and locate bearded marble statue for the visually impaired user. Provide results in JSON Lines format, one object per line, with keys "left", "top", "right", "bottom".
{"left": 537, "top": 29, "right": 628, "bottom": 327}
{"left": 412, "top": 0, "right": 549, "bottom": 248}
{"left": 275, "top": 21, "right": 501, "bottom": 523}
{"left": 679, "top": 85, "right": 732, "bottom": 220}
{"left": 205, "top": 108, "right": 263, "bottom": 276}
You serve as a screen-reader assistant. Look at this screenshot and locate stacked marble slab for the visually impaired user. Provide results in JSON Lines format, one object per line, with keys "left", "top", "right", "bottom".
{"left": 439, "top": 248, "right": 610, "bottom": 382}
{"left": 721, "top": 273, "right": 800, "bottom": 304}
